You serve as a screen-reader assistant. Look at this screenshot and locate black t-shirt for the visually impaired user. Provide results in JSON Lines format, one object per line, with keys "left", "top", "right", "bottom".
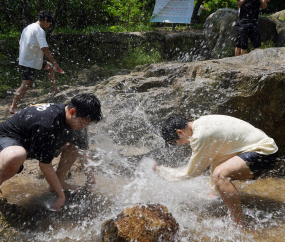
{"left": 238, "top": 0, "right": 261, "bottom": 23}
{"left": 0, "top": 104, "right": 88, "bottom": 164}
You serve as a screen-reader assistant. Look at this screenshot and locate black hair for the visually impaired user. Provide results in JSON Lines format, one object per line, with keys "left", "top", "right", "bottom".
{"left": 161, "top": 116, "right": 188, "bottom": 145}
{"left": 38, "top": 10, "right": 55, "bottom": 24}
{"left": 68, "top": 93, "right": 102, "bottom": 123}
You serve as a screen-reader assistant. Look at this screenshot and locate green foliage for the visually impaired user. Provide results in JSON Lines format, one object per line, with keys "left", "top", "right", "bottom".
{"left": 121, "top": 43, "right": 163, "bottom": 69}
{"left": 202, "top": 0, "right": 238, "bottom": 14}
{"left": 261, "top": 40, "right": 276, "bottom": 49}
{"left": 103, "top": 0, "right": 151, "bottom": 30}
{"left": 53, "top": 23, "right": 155, "bottom": 34}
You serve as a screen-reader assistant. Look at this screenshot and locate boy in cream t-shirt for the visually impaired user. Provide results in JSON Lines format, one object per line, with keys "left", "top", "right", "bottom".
{"left": 153, "top": 115, "right": 278, "bottom": 227}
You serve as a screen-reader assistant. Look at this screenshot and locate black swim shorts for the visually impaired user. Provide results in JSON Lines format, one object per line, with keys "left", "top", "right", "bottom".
{"left": 21, "top": 60, "right": 47, "bottom": 81}
{"left": 0, "top": 137, "right": 25, "bottom": 174}
{"left": 238, "top": 151, "right": 278, "bottom": 178}
{"left": 236, "top": 22, "right": 261, "bottom": 50}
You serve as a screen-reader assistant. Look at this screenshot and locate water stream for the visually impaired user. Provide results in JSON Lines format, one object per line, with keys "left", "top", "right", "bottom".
{"left": 2, "top": 130, "right": 285, "bottom": 241}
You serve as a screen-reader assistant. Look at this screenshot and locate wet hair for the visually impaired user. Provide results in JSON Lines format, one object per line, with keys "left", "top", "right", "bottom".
{"left": 161, "top": 116, "right": 188, "bottom": 145}
{"left": 38, "top": 10, "right": 55, "bottom": 24}
{"left": 67, "top": 93, "right": 102, "bottom": 123}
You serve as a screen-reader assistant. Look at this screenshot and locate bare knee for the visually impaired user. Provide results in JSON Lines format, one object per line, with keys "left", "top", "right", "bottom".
{"left": 0, "top": 147, "right": 26, "bottom": 170}
{"left": 213, "top": 168, "right": 231, "bottom": 188}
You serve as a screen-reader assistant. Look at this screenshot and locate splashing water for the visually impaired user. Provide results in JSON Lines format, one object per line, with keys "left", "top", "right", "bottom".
{"left": 2, "top": 133, "right": 285, "bottom": 241}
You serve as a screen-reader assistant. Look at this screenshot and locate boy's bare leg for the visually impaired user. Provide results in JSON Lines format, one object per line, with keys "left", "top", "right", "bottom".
{"left": 44, "top": 62, "right": 60, "bottom": 95}
{"left": 49, "top": 143, "right": 80, "bottom": 192}
{"left": 0, "top": 146, "right": 26, "bottom": 185}
{"left": 235, "top": 47, "right": 241, "bottom": 56}
{"left": 213, "top": 156, "right": 254, "bottom": 227}
{"left": 241, "top": 49, "right": 248, "bottom": 55}
{"left": 10, "top": 80, "right": 33, "bottom": 114}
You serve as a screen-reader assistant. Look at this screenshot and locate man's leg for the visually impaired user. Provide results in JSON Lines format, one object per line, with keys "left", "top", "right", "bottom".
{"left": 235, "top": 47, "right": 241, "bottom": 56}
{"left": 50, "top": 143, "right": 80, "bottom": 192}
{"left": 241, "top": 49, "right": 248, "bottom": 55}
{"left": 9, "top": 80, "right": 33, "bottom": 114}
{"left": 212, "top": 156, "right": 254, "bottom": 227}
{"left": 0, "top": 146, "right": 26, "bottom": 185}
{"left": 44, "top": 62, "right": 60, "bottom": 95}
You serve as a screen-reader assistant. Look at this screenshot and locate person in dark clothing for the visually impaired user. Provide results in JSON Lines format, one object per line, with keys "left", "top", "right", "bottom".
{"left": 0, "top": 93, "right": 102, "bottom": 210}
{"left": 235, "top": 0, "right": 268, "bottom": 56}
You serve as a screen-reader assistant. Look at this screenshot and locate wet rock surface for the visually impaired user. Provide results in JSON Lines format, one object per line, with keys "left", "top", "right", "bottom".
{"left": 0, "top": 197, "right": 30, "bottom": 240}
{"left": 101, "top": 203, "right": 179, "bottom": 242}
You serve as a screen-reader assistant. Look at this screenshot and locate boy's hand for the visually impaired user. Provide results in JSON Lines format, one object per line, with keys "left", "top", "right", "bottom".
{"left": 52, "top": 194, "right": 65, "bottom": 210}
{"left": 152, "top": 163, "right": 157, "bottom": 172}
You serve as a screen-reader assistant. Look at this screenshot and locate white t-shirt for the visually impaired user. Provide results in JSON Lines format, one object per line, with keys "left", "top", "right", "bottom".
{"left": 157, "top": 115, "right": 278, "bottom": 190}
{"left": 19, "top": 23, "right": 48, "bottom": 70}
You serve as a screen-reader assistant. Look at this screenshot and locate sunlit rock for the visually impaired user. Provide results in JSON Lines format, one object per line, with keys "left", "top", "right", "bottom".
{"left": 271, "top": 10, "right": 285, "bottom": 21}
{"left": 33, "top": 48, "right": 285, "bottom": 166}
{"left": 101, "top": 203, "right": 179, "bottom": 242}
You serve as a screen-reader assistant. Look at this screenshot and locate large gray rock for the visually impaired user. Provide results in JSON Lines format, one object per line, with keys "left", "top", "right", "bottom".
{"left": 41, "top": 48, "right": 285, "bottom": 165}
{"left": 271, "top": 18, "right": 285, "bottom": 47}
{"left": 271, "top": 10, "right": 285, "bottom": 21}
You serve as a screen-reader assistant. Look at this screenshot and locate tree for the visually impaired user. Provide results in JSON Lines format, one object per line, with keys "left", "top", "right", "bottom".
{"left": 103, "top": 0, "right": 150, "bottom": 30}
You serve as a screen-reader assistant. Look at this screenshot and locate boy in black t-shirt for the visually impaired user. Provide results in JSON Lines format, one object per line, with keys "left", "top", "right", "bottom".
{"left": 235, "top": 0, "right": 268, "bottom": 56}
{"left": 0, "top": 93, "right": 102, "bottom": 210}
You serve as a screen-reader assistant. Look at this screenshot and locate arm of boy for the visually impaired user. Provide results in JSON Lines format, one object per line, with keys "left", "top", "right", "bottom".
{"left": 259, "top": 0, "right": 267, "bottom": 9}
{"left": 41, "top": 47, "right": 62, "bottom": 73}
{"left": 39, "top": 162, "right": 66, "bottom": 210}
{"left": 237, "top": 0, "right": 246, "bottom": 7}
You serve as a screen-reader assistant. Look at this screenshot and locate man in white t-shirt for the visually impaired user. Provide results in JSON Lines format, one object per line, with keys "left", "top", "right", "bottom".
{"left": 153, "top": 115, "right": 278, "bottom": 227}
{"left": 9, "top": 11, "right": 63, "bottom": 114}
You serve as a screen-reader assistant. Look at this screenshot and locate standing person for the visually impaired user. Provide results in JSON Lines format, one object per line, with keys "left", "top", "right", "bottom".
{"left": 235, "top": 0, "right": 268, "bottom": 56}
{"left": 153, "top": 115, "right": 278, "bottom": 227}
{"left": 196, "top": 2, "right": 208, "bottom": 23}
{"left": 1, "top": 93, "right": 102, "bottom": 210}
{"left": 10, "top": 10, "right": 62, "bottom": 114}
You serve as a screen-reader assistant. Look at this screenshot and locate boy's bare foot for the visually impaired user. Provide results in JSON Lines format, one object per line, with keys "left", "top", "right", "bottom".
{"left": 9, "top": 107, "right": 19, "bottom": 114}
{"left": 52, "top": 89, "right": 61, "bottom": 95}
{"left": 152, "top": 163, "right": 157, "bottom": 172}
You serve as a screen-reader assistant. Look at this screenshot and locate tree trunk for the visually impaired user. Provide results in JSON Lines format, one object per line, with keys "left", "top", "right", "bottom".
{"left": 191, "top": 0, "right": 203, "bottom": 24}
{"left": 47, "top": 0, "right": 65, "bottom": 37}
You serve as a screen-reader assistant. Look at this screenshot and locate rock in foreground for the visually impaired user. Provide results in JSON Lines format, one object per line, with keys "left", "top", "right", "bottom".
{"left": 101, "top": 203, "right": 179, "bottom": 242}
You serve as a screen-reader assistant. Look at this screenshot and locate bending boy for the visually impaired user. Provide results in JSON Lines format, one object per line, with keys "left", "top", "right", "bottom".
{"left": 10, "top": 10, "right": 62, "bottom": 114}
{"left": 0, "top": 93, "right": 102, "bottom": 210}
{"left": 153, "top": 115, "right": 278, "bottom": 227}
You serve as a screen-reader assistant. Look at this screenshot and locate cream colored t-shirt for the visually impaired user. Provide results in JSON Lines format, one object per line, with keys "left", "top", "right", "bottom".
{"left": 157, "top": 115, "right": 278, "bottom": 189}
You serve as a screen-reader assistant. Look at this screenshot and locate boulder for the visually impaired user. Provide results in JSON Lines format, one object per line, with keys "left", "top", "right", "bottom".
{"left": 101, "top": 203, "right": 179, "bottom": 242}
{"left": 34, "top": 48, "right": 285, "bottom": 166}
{"left": 271, "top": 18, "right": 285, "bottom": 47}
{"left": 75, "top": 64, "right": 131, "bottom": 86}
{"left": 271, "top": 10, "right": 285, "bottom": 21}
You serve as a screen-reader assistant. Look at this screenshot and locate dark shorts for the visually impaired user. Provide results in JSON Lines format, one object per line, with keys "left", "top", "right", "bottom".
{"left": 236, "top": 22, "right": 261, "bottom": 50}
{"left": 0, "top": 137, "right": 25, "bottom": 174}
{"left": 238, "top": 151, "right": 278, "bottom": 178}
{"left": 21, "top": 60, "right": 47, "bottom": 81}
